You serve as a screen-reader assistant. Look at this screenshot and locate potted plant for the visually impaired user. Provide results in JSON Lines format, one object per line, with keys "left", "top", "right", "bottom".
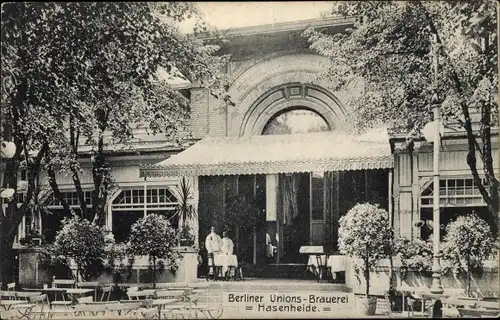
{"left": 52, "top": 216, "right": 106, "bottom": 281}
{"left": 174, "top": 177, "right": 197, "bottom": 247}
{"left": 338, "top": 203, "right": 393, "bottom": 316}
{"left": 128, "top": 214, "right": 180, "bottom": 288}
{"left": 441, "top": 212, "right": 495, "bottom": 297}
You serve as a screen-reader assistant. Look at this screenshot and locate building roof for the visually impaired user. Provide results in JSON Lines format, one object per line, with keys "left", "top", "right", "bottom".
{"left": 140, "top": 128, "right": 393, "bottom": 177}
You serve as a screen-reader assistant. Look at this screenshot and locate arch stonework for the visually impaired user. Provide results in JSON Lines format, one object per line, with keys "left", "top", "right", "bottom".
{"left": 226, "top": 53, "right": 355, "bottom": 137}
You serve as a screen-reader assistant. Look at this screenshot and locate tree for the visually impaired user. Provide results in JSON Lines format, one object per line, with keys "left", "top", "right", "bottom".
{"left": 51, "top": 216, "right": 106, "bottom": 281}
{"left": 305, "top": 0, "right": 499, "bottom": 225}
{"left": 1, "top": 2, "right": 228, "bottom": 283}
{"left": 128, "top": 214, "right": 179, "bottom": 288}
{"left": 441, "top": 212, "right": 495, "bottom": 297}
{"left": 338, "top": 203, "right": 392, "bottom": 314}
{"left": 174, "top": 177, "right": 197, "bottom": 246}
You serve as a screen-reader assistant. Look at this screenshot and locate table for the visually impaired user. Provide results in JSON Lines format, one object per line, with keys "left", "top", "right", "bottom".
{"left": 307, "top": 255, "right": 346, "bottom": 282}
{"left": 213, "top": 254, "right": 238, "bottom": 280}
{"left": 23, "top": 287, "right": 92, "bottom": 303}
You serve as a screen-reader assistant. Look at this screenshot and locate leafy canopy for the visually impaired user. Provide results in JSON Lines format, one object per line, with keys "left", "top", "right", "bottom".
{"left": 52, "top": 216, "right": 105, "bottom": 280}
{"left": 305, "top": 0, "right": 498, "bottom": 134}
{"left": 128, "top": 213, "right": 179, "bottom": 260}
{"left": 338, "top": 203, "right": 392, "bottom": 267}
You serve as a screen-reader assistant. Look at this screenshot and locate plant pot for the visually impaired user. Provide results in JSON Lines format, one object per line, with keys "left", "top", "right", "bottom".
{"left": 358, "top": 296, "right": 377, "bottom": 316}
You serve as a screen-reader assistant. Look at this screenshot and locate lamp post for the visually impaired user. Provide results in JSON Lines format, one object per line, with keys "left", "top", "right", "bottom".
{"left": 426, "top": 34, "right": 444, "bottom": 294}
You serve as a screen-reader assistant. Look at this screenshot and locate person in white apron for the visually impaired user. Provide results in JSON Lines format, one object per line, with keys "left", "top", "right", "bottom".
{"left": 205, "top": 226, "right": 222, "bottom": 278}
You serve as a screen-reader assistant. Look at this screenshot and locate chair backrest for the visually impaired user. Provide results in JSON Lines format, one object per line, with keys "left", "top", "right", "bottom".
{"left": 102, "top": 286, "right": 113, "bottom": 293}
{"left": 155, "top": 290, "right": 185, "bottom": 299}
{"left": 78, "top": 296, "right": 94, "bottom": 304}
{"left": 52, "top": 278, "right": 75, "bottom": 288}
{"left": 0, "top": 291, "right": 17, "bottom": 300}
{"left": 127, "top": 289, "right": 155, "bottom": 300}
{"left": 7, "top": 282, "right": 15, "bottom": 291}
{"left": 77, "top": 281, "right": 99, "bottom": 288}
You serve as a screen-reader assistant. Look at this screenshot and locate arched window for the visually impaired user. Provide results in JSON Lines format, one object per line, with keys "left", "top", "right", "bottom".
{"left": 111, "top": 187, "right": 179, "bottom": 243}
{"left": 262, "top": 108, "right": 330, "bottom": 135}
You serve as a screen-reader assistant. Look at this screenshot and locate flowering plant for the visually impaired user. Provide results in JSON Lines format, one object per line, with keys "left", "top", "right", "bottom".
{"left": 338, "top": 203, "right": 392, "bottom": 297}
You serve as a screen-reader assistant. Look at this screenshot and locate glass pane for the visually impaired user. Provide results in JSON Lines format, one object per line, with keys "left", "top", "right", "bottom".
{"left": 262, "top": 109, "right": 329, "bottom": 135}
{"left": 312, "top": 208, "right": 323, "bottom": 221}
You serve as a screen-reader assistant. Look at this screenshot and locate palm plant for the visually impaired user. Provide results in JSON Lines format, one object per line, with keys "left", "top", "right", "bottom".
{"left": 174, "top": 177, "right": 197, "bottom": 246}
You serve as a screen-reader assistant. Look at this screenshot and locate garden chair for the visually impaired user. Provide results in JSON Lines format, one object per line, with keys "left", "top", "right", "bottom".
{"left": 77, "top": 281, "right": 100, "bottom": 301}
{"left": 100, "top": 285, "right": 112, "bottom": 302}
{"left": 6, "top": 283, "right": 15, "bottom": 292}
{"left": 51, "top": 277, "right": 76, "bottom": 306}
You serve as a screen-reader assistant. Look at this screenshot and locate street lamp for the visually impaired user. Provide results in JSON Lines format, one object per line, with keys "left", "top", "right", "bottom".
{"left": 422, "top": 34, "right": 444, "bottom": 294}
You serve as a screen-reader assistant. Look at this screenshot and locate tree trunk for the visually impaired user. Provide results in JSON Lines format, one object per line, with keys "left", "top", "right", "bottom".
{"left": 0, "top": 217, "right": 19, "bottom": 286}
{"left": 466, "top": 255, "right": 471, "bottom": 297}
{"left": 152, "top": 256, "right": 156, "bottom": 289}
{"left": 365, "top": 252, "right": 370, "bottom": 297}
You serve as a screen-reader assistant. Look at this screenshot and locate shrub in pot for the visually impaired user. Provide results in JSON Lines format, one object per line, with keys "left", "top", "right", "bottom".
{"left": 52, "top": 216, "right": 106, "bottom": 281}
{"left": 338, "top": 203, "right": 392, "bottom": 315}
{"left": 441, "top": 212, "right": 495, "bottom": 297}
{"left": 128, "top": 214, "right": 180, "bottom": 288}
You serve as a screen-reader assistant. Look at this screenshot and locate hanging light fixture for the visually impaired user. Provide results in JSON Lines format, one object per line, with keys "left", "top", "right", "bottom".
{"left": 1, "top": 141, "right": 16, "bottom": 159}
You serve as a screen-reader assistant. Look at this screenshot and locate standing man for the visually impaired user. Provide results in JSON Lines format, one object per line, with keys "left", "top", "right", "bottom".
{"left": 205, "top": 226, "right": 222, "bottom": 279}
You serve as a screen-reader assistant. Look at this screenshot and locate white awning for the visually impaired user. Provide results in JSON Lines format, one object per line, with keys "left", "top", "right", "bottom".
{"left": 140, "top": 128, "right": 393, "bottom": 177}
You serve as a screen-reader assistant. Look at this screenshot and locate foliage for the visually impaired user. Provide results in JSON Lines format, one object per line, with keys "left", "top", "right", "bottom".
{"left": 338, "top": 203, "right": 392, "bottom": 297}
{"left": 179, "top": 225, "right": 196, "bottom": 247}
{"left": 127, "top": 214, "right": 180, "bottom": 286}
{"left": 441, "top": 212, "right": 495, "bottom": 296}
{"left": 51, "top": 216, "right": 106, "bottom": 280}
{"left": 305, "top": 0, "right": 499, "bottom": 224}
{"left": 102, "top": 243, "right": 135, "bottom": 283}
{"left": 222, "top": 194, "right": 261, "bottom": 234}
{"left": 174, "top": 177, "right": 197, "bottom": 229}
{"left": 0, "top": 2, "right": 228, "bottom": 282}
{"left": 394, "top": 237, "right": 434, "bottom": 278}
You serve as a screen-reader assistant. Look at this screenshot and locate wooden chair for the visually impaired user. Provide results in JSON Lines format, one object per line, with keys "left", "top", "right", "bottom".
{"left": 0, "top": 290, "right": 18, "bottom": 301}
{"left": 100, "top": 285, "right": 112, "bottom": 302}
{"left": 77, "top": 281, "right": 100, "bottom": 301}
{"left": 6, "top": 283, "right": 15, "bottom": 292}
{"left": 51, "top": 278, "right": 76, "bottom": 305}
